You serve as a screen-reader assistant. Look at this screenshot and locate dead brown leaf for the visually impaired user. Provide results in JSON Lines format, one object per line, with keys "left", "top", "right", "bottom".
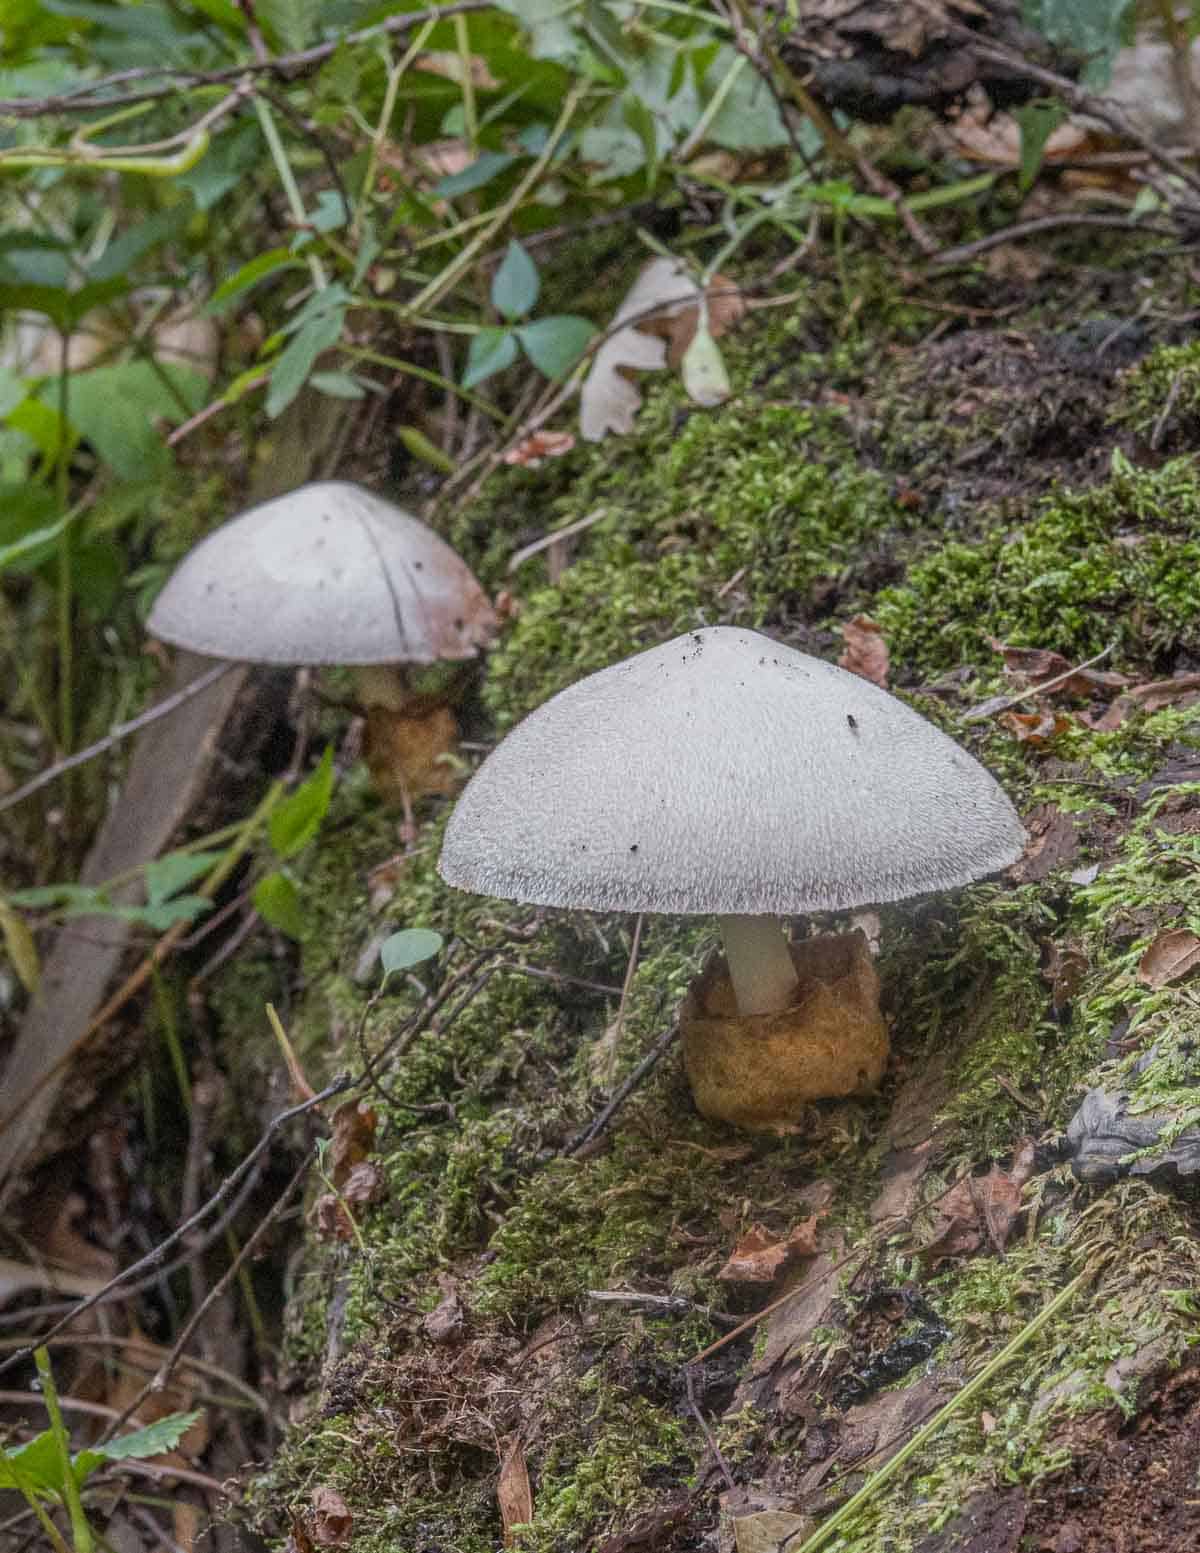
{"left": 423, "top": 1282, "right": 466, "bottom": 1345}
{"left": 329, "top": 1100, "right": 377, "bottom": 1188}
{"left": 921, "top": 1157, "right": 1029, "bottom": 1261}
{"left": 313, "top": 1193, "right": 354, "bottom": 1242}
{"left": 998, "top": 709, "right": 1072, "bottom": 744}
{"left": 838, "top": 615, "right": 890, "bottom": 689}
{"left": 503, "top": 430, "right": 576, "bottom": 467}
{"left": 718, "top": 1216, "right": 822, "bottom": 1284}
{"left": 341, "top": 1160, "right": 385, "bottom": 1206}
{"left": 415, "top": 51, "right": 500, "bottom": 88}
{"left": 311, "top": 1486, "right": 353, "bottom": 1548}
{"left": 497, "top": 1437, "right": 533, "bottom": 1544}
{"left": 1137, "top": 928, "right": 1200, "bottom": 989}
{"left": 988, "top": 639, "right": 1129, "bottom": 695}
{"left": 1092, "top": 673, "right": 1200, "bottom": 731}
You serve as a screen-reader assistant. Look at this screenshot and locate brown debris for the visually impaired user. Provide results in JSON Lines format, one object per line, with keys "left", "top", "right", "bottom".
{"left": 1137, "top": 928, "right": 1200, "bottom": 990}
{"left": 310, "top": 1486, "right": 354, "bottom": 1547}
{"left": 595, "top": 1497, "right": 691, "bottom": 1553}
{"left": 717, "top": 1216, "right": 823, "bottom": 1284}
{"left": 838, "top": 615, "right": 890, "bottom": 688}
{"left": 869, "top": 1142, "right": 934, "bottom": 1224}
{"left": 497, "top": 1437, "right": 533, "bottom": 1544}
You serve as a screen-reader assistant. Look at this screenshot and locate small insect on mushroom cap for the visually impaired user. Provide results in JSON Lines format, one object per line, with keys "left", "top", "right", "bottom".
{"left": 439, "top": 626, "right": 1025, "bottom": 915}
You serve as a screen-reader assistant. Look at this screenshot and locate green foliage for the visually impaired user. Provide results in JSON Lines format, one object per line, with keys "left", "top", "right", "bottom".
{"left": 0, "top": 1347, "right": 199, "bottom": 1553}
{"left": 1022, "top": 0, "right": 1134, "bottom": 84}
{"left": 255, "top": 749, "right": 336, "bottom": 939}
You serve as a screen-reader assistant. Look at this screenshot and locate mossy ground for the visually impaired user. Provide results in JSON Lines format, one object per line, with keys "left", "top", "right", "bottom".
{"left": 229, "top": 238, "right": 1200, "bottom": 1551}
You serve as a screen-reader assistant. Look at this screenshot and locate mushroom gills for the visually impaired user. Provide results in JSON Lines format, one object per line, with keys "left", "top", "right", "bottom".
{"left": 718, "top": 914, "right": 801, "bottom": 1016}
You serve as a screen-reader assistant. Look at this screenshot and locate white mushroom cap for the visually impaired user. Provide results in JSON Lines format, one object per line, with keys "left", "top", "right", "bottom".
{"left": 439, "top": 626, "right": 1025, "bottom": 914}
{"left": 147, "top": 481, "right": 496, "bottom": 666}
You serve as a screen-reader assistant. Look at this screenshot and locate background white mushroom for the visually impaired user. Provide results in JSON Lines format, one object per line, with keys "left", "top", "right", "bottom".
{"left": 439, "top": 626, "right": 1025, "bottom": 1017}
{"left": 149, "top": 480, "right": 497, "bottom": 811}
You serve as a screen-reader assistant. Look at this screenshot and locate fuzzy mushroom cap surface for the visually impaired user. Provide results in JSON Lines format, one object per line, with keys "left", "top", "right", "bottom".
{"left": 147, "top": 481, "right": 496, "bottom": 666}
{"left": 439, "top": 626, "right": 1025, "bottom": 915}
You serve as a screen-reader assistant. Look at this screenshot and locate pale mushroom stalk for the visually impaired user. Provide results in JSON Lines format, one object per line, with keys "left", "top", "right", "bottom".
{"left": 718, "top": 914, "right": 800, "bottom": 1017}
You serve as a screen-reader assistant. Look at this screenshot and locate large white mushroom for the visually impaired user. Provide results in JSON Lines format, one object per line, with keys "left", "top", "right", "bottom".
{"left": 439, "top": 626, "right": 1025, "bottom": 1127}
{"left": 148, "top": 481, "right": 497, "bottom": 808}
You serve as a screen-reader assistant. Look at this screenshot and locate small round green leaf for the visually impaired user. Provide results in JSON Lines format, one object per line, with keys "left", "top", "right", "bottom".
{"left": 517, "top": 315, "right": 594, "bottom": 381}
{"left": 380, "top": 928, "right": 444, "bottom": 978}
{"left": 491, "top": 239, "right": 540, "bottom": 322}
{"left": 463, "top": 326, "right": 518, "bottom": 388}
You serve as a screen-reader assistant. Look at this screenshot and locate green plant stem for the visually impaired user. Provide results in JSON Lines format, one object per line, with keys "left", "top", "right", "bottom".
{"left": 353, "top": 20, "right": 438, "bottom": 241}
{"left": 35, "top": 1347, "right": 92, "bottom": 1553}
{"left": 343, "top": 345, "right": 505, "bottom": 419}
{"left": 13, "top": 1484, "right": 71, "bottom": 1553}
{"left": 253, "top": 96, "right": 327, "bottom": 290}
{"left": 405, "top": 79, "right": 588, "bottom": 317}
{"left": 791, "top": 1262, "right": 1101, "bottom": 1553}
{"left": 455, "top": 13, "right": 478, "bottom": 149}
{"left": 54, "top": 332, "right": 72, "bottom": 769}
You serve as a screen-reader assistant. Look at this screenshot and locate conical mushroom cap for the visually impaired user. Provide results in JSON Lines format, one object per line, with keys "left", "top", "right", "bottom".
{"left": 148, "top": 481, "right": 496, "bottom": 666}
{"left": 440, "top": 627, "right": 1025, "bottom": 915}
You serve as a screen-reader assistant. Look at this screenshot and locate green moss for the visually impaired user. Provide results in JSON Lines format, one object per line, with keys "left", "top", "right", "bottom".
{"left": 875, "top": 454, "right": 1200, "bottom": 678}
{"left": 1113, "top": 339, "right": 1200, "bottom": 443}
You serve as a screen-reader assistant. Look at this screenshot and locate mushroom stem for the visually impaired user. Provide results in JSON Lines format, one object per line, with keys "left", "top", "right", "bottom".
{"left": 718, "top": 915, "right": 801, "bottom": 1017}
{"left": 352, "top": 663, "right": 411, "bottom": 712}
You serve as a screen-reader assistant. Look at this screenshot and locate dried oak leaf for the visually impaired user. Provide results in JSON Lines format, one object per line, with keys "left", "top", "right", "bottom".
{"left": 497, "top": 1437, "right": 533, "bottom": 1545}
{"left": 717, "top": 1216, "right": 822, "bottom": 1284}
{"left": 579, "top": 259, "right": 744, "bottom": 441}
{"left": 838, "top": 615, "right": 890, "bottom": 689}
{"left": 311, "top": 1486, "right": 353, "bottom": 1548}
{"left": 1138, "top": 928, "right": 1200, "bottom": 989}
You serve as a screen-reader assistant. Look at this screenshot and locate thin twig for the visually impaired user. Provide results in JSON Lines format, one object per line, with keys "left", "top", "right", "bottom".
{"left": 930, "top": 212, "right": 1178, "bottom": 268}
{"left": 961, "top": 642, "right": 1117, "bottom": 723}
{"left": 100, "top": 1151, "right": 313, "bottom": 1440}
{"left": 685, "top": 1363, "right": 736, "bottom": 1493}
{"left": 563, "top": 1022, "right": 680, "bottom": 1157}
{"left": 0, "top": 663, "right": 233, "bottom": 814}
